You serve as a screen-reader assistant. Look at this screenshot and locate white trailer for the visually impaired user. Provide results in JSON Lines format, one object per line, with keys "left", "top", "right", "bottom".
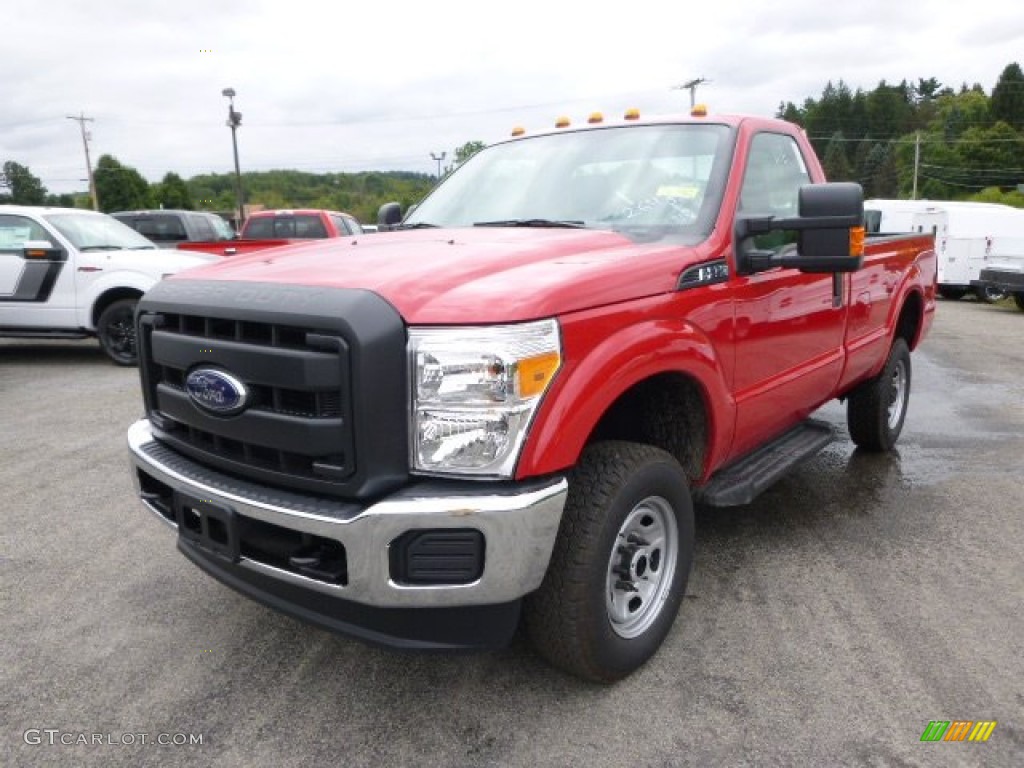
{"left": 865, "top": 199, "right": 1024, "bottom": 301}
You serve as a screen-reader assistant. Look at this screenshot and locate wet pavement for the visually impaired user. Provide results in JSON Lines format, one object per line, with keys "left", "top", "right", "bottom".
{"left": 2, "top": 297, "right": 1022, "bottom": 767}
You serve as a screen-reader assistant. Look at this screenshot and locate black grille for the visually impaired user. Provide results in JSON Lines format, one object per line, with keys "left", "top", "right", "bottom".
{"left": 139, "top": 311, "right": 356, "bottom": 495}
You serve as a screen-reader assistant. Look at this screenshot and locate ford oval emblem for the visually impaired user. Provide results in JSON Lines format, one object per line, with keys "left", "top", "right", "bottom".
{"left": 185, "top": 368, "right": 249, "bottom": 416}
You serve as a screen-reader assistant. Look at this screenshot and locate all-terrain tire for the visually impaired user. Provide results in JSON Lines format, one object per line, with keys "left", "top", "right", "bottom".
{"left": 524, "top": 441, "right": 694, "bottom": 682}
{"left": 847, "top": 338, "right": 911, "bottom": 452}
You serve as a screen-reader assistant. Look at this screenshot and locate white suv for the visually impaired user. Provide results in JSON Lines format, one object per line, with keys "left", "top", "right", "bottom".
{"left": 0, "top": 206, "right": 217, "bottom": 364}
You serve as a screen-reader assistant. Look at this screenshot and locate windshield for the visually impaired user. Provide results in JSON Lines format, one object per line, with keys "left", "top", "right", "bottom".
{"left": 44, "top": 212, "right": 157, "bottom": 250}
{"left": 405, "top": 123, "right": 734, "bottom": 242}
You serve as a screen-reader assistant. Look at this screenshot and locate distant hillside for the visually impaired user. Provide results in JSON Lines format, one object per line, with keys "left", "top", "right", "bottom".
{"left": 187, "top": 169, "right": 436, "bottom": 224}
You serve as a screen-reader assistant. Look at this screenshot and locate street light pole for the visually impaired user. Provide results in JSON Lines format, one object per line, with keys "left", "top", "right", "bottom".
{"left": 222, "top": 88, "right": 245, "bottom": 230}
{"left": 430, "top": 151, "right": 446, "bottom": 183}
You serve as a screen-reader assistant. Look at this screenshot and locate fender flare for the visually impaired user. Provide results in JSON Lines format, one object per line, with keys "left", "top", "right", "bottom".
{"left": 516, "top": 317, "right": 735, "bottom": 479}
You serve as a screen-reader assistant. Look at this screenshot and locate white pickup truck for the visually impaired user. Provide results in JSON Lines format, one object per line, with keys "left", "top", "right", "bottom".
{"left": 0, "top": 205, "right": 216, "bottom": 364}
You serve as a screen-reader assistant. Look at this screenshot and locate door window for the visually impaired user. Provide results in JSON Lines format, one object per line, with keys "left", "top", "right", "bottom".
{"left": 739, "top": 133, "right": 811, "bottom": 252}
{"left": 0, "top": 215, "right": 50, "bottom": 251}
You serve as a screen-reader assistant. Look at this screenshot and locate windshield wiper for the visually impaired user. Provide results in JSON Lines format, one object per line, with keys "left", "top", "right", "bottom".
{"left": 397, "top": 222, "right": 440, "bottom": 229}
{"left": 129, "top": 245, "right": 157, "bottom": 250}
{"left": 474, "top": 219, "right": 586, "bottom": 228}
{"left": 78, "top": 245, "right": 126, "bottom": 251}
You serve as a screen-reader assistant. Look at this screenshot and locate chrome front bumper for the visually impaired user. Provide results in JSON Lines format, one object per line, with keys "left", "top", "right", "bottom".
{"left": 128, "top": 419, "right": 566, "bottom": 609}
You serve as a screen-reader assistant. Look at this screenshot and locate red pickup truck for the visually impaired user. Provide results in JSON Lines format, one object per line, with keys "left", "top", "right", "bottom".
{"left": 127, "top": 111, "right": 936, "bottom": 682}
{"left": 177, "top": 208, "right": 364, "bottom": 256}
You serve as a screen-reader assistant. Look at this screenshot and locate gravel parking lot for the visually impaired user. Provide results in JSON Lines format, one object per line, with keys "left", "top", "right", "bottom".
{"left": 2, "top": 298, "right": 1022, "bottom": 767}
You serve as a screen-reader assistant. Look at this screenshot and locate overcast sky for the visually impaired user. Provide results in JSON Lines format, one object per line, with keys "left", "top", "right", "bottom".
{"left": 3, "top": 1, "right": 1022, "bottom": 195}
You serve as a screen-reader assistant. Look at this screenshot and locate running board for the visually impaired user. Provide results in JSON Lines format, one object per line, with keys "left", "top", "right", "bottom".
{"left": 694, "top": 419, "right": 835, "bottom": 507}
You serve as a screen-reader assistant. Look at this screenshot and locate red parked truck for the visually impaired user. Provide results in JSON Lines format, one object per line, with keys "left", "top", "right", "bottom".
{"left": 176, "top": 208, "right": 364, "bottom": 257}
{"left": 127, "top": 110, "right": 936, "bottom": 681}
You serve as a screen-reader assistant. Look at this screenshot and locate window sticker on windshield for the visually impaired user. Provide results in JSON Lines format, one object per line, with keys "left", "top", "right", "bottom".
{"left": 656, "top": 185, "right": 699, "bottom": 198}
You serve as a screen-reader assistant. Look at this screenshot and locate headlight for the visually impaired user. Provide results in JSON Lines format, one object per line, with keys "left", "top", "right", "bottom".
{"left": 409, "top": 319, "right": 562, "bottom": 476}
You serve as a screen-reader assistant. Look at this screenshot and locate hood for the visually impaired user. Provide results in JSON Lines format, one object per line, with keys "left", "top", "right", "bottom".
{"left": 168, "top": 228, "right": 706, "bottom": 324}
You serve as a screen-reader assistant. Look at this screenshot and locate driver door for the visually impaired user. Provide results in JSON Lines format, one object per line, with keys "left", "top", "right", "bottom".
{"left": 728, "top": 132, "right": 847, "bottom": 457}
{"left": 0, "top": 214, "right": 73, "bottom": 328}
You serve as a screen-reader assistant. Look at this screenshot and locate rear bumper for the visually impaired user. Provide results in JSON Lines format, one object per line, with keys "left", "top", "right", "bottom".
{"left": 979, "top": 268, "right": 1024, "bottom": 291}
{"left": 128, "top": 419, "right": 567, "bottom": 649}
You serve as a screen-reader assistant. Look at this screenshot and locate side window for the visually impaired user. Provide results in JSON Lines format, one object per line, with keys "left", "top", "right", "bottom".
{"left": 0, "top": 215, "right": 51, "bottom": 252}
{"left": 293, "top": 216, "right": 327, "bottom": 238}
{"left": 134, "top": 215, "right": 187, "bottom": 242}
{"left": 739, "top": 133, "right": 811, "bottom": 253}
{"left": 345, "top": 216, "right": 363, "bottom": 235}
{"left": 330, "top": 214, "right": 352, "bottom": 235}
{"left": 191, "top": 214, "right": 215, "bottom": 241}
{"left": 244, "top": 218, "right": 274, "bottom": 238}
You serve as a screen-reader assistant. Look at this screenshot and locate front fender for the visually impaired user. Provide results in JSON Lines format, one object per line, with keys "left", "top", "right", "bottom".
{"left": 76, "top": 270, "right": 157, "bottom": 329}
{"left": 516, "top": 299, "right": 735, "bottom": 480}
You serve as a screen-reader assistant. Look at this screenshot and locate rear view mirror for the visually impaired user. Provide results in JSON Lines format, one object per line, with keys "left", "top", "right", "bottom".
{"left": 377, "top": 202, "right": 403, "bottom": 231}
{"left": 22, "top": 240, "right": 61, "bottom": 259}
{"left": 735, "top": 182, "right": 865, "bottom": 275}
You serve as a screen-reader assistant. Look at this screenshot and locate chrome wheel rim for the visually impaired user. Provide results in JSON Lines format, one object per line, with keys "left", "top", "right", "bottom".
{"left": 887, "top": 358, "right": 908, "bottom": 431}
{"left": 605, "top": 495, "right": 678, "bottom": 639}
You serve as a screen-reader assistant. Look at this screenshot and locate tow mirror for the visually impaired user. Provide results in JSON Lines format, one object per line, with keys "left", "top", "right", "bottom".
{"left": 377, "top": 202, "right": 403, "bottom": 231}
{"left": 735, "top": 182, "right": 865, "bottom": 275}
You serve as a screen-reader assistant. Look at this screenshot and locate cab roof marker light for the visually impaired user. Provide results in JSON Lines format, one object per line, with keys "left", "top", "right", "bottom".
{"left": 691, "top": 104, "right": 708, "bottom": 117}
{"left": 623, "top": 108, "right": 640, "bottom": 120}
{"left": 555, "top": 116, "right": 570, "bottom": 128}
{"left": 587, "top": 112, "right": 603, "bottom": 124}
{"left": 511, "top": 126, "right": 526, "bottom": 137}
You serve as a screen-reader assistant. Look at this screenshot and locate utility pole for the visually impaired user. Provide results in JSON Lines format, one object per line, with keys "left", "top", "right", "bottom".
{"left": 222, "top": 88, "right": 245, "bottom": 229}
{"left": 911, "top": 131, "right": 921, "bottom": 200}
{"left": 66, "top": 112, "right": 99, "bottom": 210}
{"left": 430, "top": 151, "right": 446, "bottom": 183}
{"left": 673, "top": 78, "right": 711, "bottom": 109}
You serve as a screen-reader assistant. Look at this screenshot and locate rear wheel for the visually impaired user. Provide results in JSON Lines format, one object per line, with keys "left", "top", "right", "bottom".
{"left": 96, "top": 298, "right": 139, "bottom": 366}
{"left": 975, "top": 284, "right": 1008, "bottom": 303}
{"left": 847, "top": 338, "right": 911, "bottom": 451}
{"left": 525, "top": 441, "right": 694, "bottom": 682}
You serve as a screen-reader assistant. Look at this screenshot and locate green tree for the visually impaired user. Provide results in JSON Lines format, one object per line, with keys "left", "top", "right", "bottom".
{"left": 0, "top": 161, "right": 48, "bottom": 205}
{"left": 868, "top": 143, "right": 899, "bottom": 198}
{"left": 990, "top": 62, "right": 1024, "bottom": 131}
{"left": 44, "top": 193, "right": 77, "bottom": 208}
{"left": 822, "top": 132, "right": 854, "bottom": 181}
{"left": 454, "top": 140, "right": 486, "bottom": 166}
{"left": 955, "top": 121, "right": 1024, "bottom": 190}
{"left": 94, "top": 155, "right": 152, "bottom": 212}
{"left": 154, "top": 172, "right": 193, "bottom": 210}
{"left": 968, "top": 187, "right": 1024, "bottom": 207}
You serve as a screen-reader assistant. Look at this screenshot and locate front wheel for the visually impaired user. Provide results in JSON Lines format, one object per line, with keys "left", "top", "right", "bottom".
{"left": 847, "top": 338, "right": 911, "bottom": 451}
{"left": 96, "top": 298, "right": 139, "bottom": 366}
{"left": 525, "top": 441, "right": 694, "bottom": 682}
